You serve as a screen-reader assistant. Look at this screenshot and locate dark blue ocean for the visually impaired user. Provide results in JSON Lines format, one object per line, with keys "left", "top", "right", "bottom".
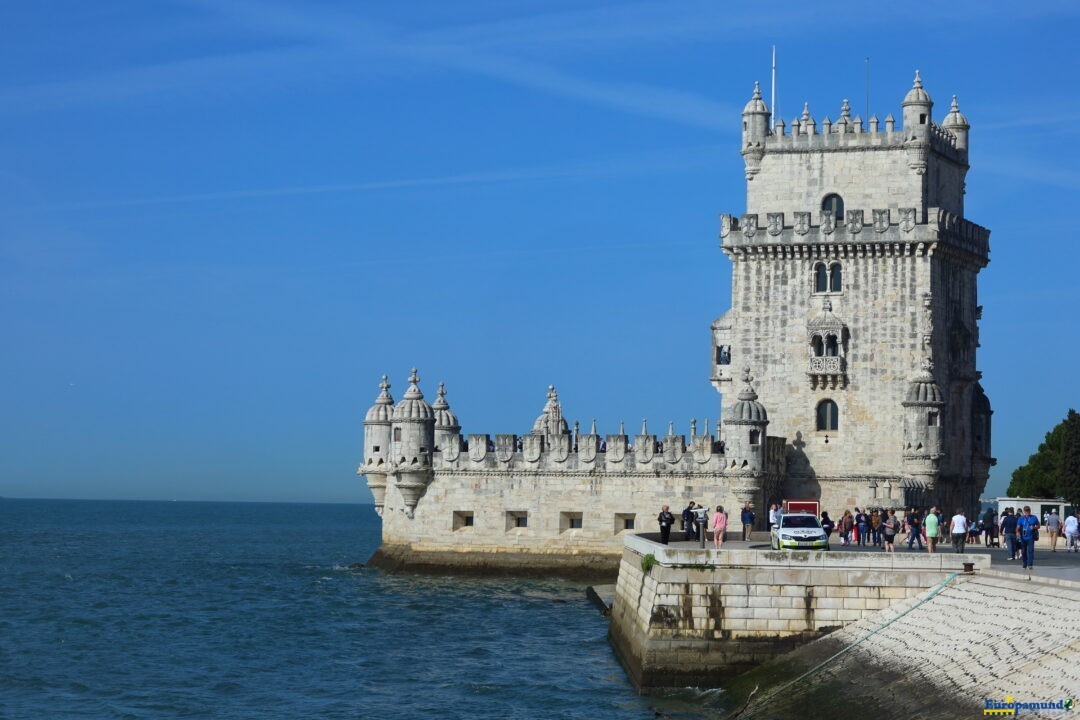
{"left": 0, "top": 500, "right": 723, "bottom": 719}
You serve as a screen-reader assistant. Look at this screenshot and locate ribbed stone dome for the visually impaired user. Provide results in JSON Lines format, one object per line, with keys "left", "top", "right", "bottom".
{"left": 942, "top": 95, "right": 969, "bottom": 128}
{"left": 905, "top": 359, "right": 944, "bottom": 405}
{"left": 364, "top": 375, "right": 394, "bottom": 423}
{"left": 393, "top": 369, "right": 434, "bottom": 421}
{"left": 432, "top": 382, "right": 459, "bottom": 429}
{"left": 742, "top": 81, "right": 768, "bottom": 114}
{"left": 727, "top": 368, "right": 768, "bottom": 424}
{"left": 902, "top": 70, "right": 932, "bottom": 106}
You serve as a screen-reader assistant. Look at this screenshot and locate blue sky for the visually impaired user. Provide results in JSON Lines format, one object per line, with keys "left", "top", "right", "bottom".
{"left": 1, "top": 1, "right": 1078, "bottom": 503}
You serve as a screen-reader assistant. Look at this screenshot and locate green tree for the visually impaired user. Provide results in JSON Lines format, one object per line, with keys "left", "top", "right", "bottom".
{"left": 1007, "top": 409, "right": 1080, "bottom": 508}
{"left": 1059, "top": 409, "right": 1080, "bottom": 512}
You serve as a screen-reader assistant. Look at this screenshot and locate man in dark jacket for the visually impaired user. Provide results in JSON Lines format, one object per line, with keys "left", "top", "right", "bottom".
{"left": 740, "top": 503, "right": 755, "bottom": 541}
{"left": 855, "top": 508, "right": 870, "bottom": 546}
{"left": 657, "top": 505, "right": 675, "bottom": 545}
{"left": 682, "top": 502, "right": 697, "bottom": 541}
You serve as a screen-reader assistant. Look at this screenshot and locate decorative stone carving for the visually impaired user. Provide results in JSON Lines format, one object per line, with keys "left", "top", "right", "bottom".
{"left": 820, "top": 211, "right": 835, "bottom": 235}
{"left": 468, "top": 435, "right": 488, "bottom": 462}
{"left": 846, "top": 210, "right": 863, "bottom": 234}
{"left": 741, "top": 214, "right": 758, "bottom": 238}
{"left": 495, "top": 434, "right": 515, "bottom": 462}
{"left": 808, "top": 356, "right": 846, "bottom": 374}
{"left": 523, "top": 434, "right": 543, "bottom": 463}
{"left": 767, "top": 213, "right": 784, "bottom": 236}
{"left": 549, "top": 434, "right": 570, "bottom": 463}
{"left": 900, "top": 208, "right": 916, "bottom": 232}
{"left": 873, "top": 209, "right": 889, "bottom": 233}
{"left": 719, "top": 213, "right": 734, "bottom": 239}
{"left": 794, "top": 212, "right": 810, "bottom": 235}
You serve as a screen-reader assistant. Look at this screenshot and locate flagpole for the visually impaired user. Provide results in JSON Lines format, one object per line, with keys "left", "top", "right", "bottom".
{"left": 771, "top": 45, "right": 777, "bottom": 130}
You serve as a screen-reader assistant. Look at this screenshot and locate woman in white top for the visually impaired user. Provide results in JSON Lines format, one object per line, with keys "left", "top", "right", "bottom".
{"left": 1064, "top": 514, "right": 1080, "bottom": 553}
{"left": 950, "top": 510, "right": 968, "bottom": 554}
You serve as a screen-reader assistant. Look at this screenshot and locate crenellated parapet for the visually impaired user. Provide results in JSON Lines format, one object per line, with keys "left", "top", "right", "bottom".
{"left": 719, "top": 207, "right": 989, "bottom": 266}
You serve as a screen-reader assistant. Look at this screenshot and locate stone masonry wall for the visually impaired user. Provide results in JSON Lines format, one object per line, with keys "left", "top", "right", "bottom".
{"left": 608, "top": 534, "right": 985, "bottom": 690}
{"left": 721, "top": 249, "right": 926, "bottom": 509}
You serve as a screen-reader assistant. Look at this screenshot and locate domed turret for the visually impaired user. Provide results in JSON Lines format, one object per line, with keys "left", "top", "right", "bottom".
{"left": 360, "top": 375, "right": 394, "bottom": 514}
{"left": 901, "top": 357, "right": 945, "bottom": 497}
{"left": 902, "top": 70, "right": 933, "bottom": 139}
{"left": 390, "top": 369, "right": 436, "bottom": 518}
{"left": 724, "top": 368, "right": 770, "bottom": 475}
{"left": 741, "top": 82, "right": 770, "bottom": 180}
{"left": 432, "top": 381, "right": 461, "bottom": 455}
{"left": 941, "top": 94, "right": 970, "bottom": 152}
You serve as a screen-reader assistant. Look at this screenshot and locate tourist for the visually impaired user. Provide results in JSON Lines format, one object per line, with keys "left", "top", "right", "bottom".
{"left": 950, "top": 509, "right": 968, "bottom": 554}
{"left": 682, "top": 502, "right": 697, "bottom": 541}
{"left": 982, "top": 508, "right": 997, "bottom": 546}
{"left": 1017, "top": 506, "right": 1040, "bottom": 570}
{"left": 1000, "top": 508, "right": 1019, "bottom": 560}
{"left": 768, "top": 504, "right": 779, "bottom": 531}
{"left": 840, "top": 511, "right": 854, "bottom": 546}
{"left": 712, "top": 505, "right": 728, "bottom": 550}
{"left": 871, "top": 510, "right": 882, "bottom": 547}
{"left": 855, "top": 508, "right": 869, "bottom": 547}
{"left": 657, "top": 505, "right": 675, "bottom": 545}
{"left": 740, "top": 502, "right": 755, "bottom": 541}
{"left": 1046, "top": 509, "right": 1062, "bottom": 552}
{"left": 905, "top": 508, "right": 925, "bottom": 550}
{"left": 882, "top": 509, "right": 899, "bottom": 553}
{"left": 1064, "top": 513, "right": 1079, "bottom": 553}
{"left": 820, "top": 511, "right": 835, "bottom": 541}
{"left": 924, "top": 506, "right": 940, "bottom": 554}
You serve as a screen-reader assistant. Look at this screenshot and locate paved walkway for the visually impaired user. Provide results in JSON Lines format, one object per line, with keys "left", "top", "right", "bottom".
{"left": 659, "top": 534, "right": 1080, "bottom": 583}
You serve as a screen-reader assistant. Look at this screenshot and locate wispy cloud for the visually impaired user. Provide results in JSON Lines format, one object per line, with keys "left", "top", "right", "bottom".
{"left": 9, "top": 144, "right": 719, "bottom": 213}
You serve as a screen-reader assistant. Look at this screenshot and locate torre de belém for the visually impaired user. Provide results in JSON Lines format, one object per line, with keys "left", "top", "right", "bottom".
{"left": 360, "top": 73, "right": 995, "bottom": 575}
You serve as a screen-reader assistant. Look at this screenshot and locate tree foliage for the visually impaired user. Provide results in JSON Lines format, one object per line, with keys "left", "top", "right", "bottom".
{"left": 1008, "top": 409, "right": 1080, "bottom": 510}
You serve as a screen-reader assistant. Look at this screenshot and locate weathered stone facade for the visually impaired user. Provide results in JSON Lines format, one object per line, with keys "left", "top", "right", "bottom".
{"left": 360, "top": 73, "right": 993, "bottom": 572}
{"left": 713, "top": 74, "right": 993, "bottom": 515}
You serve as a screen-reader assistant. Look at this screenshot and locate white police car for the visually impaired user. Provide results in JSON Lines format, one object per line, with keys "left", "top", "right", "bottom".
{"left": 770, "top": 512, "right": 830, "bottom": 551}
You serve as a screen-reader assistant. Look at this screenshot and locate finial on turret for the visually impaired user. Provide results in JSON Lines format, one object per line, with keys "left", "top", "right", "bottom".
{"left": 437, "top": 381, "right": 446, "bottom": 399}
{"left": 950, "top": 94, "right": 959, "bottom": 112}
{"left": 409, "top": 367, "right": 420, "bottom": 384}
{"left": 801, "top": 102, "right": 810, "bottom": 121}
{"left": 619, "top": 420, "right": 625, "bottom": 435}
{"left": 380, "top": 374, "right": 390, "bottom": 391}
{"left": 840, "top": 98, "right": 851, "bottom": 120}
{"left": 690, "top": 418, "right": 697, "bottom": 436}
{"left": 704, "top": 418, "right": 710, "bottom": 436}
{"left": 753, "top": 80, "right": 761, "bottom": 98}
{"left": 913, "top": 70, "right": 922, "bottom": 88}
{"left": 641, "top": 418, "right": 648, "bottom": 435}
{"left": 742, "top": 366, "right": 754, "bottom": 385}
{"left": 590, "top": 418, "right": 597, "bottom": 434}
{"left": 573, "top": 419, "right": 580, "bottom": 436}
{"left": 668, "top": 421, "right": 675, "bottom": 435}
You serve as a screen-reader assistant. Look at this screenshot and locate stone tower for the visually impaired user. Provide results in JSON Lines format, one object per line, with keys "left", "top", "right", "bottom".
{"left": 713, "top": 72, "right": 994, "bottom": 513}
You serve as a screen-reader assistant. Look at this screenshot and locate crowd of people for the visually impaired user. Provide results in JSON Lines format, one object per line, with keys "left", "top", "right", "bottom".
{"left": 655, "top": 500, "right": 1079, "bottom": 570}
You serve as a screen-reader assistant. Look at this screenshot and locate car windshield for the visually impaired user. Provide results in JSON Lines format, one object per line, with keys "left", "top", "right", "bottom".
{"left": 780, "top": 515, "right": 820, "bottom": 529}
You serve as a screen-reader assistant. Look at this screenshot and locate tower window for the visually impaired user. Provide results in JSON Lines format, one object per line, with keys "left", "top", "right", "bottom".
{"left": 814, "top": 263, "right": 828, "bottom": 293}
{"left": 829, "top": 264, "right": 842, "bottom": 292}
{"left": 920, "top": 113, "right": 927, "bottom": 124}
{"left": 749, "top": 429, "right": 761, "bottom": 445}
{"left": 816, "top": 400, "right": 839, "bottom": 431}
{"left": 825, "top": 335, "right": 839, "bottom": 357}
{"left": 822, "top": 194, "right": 844, "bottom": 221}
{"left": 715, "top": 345, "right": 731, "bottom": 365}
{"left": 928, "top": 411, "right": 939, "bottom": 427}
{"left": 393, "top": 427, "right": 401, "bottom": 441}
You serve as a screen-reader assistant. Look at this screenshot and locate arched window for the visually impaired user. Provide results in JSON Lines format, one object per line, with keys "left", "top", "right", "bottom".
{"left": 811, "top": 336, "right": 824, "bottom": 357}
{"left": 749, "top": 429, "right": 761, "bottom": 445}
{"left": 829, "top": 263, "right": 843, "bottom": 292}
{"left": 825, "top": 335, "right": 839, "bottom": 357}
{"left": 814, "top": 263, "right": 828, "bottom": 293}
{"left": 822, "top": 194, "right": 844, "bottom": 221}
{"left": 816, "top": 400, "right": 839, "bottom": 431}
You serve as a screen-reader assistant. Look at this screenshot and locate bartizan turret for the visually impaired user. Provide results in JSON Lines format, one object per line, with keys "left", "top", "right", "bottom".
{"left": 902, "top": 70, "right": 933, "bottom": 174}
{"left": 360, "top": 375, "right": 394, "bottom": 515}
{"left": 432, "top": 382, "right": 462, "bottom": 459}
{"left": 390, "top": 368, "right": 435, "bottom": 518}
{"left": 741, "top": 82, "right": 770, "bottom": 180}
{"left": 723, "top": 368, "right": 770, "bottom": 513}
{"left": 901, "top": 357, "right": 945, "bottom": 505}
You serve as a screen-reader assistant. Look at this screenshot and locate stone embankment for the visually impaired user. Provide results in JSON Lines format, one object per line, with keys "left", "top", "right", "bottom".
{"left": 609, "top": 534, "right": 985, "bottom": 690}
{"left": 723, "top": 570, "right": 1080, "bottom": 719}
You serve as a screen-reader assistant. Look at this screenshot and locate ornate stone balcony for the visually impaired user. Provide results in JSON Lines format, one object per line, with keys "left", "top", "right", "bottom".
{"left": 807, "top": 356, "right": 846, "bottom": 389}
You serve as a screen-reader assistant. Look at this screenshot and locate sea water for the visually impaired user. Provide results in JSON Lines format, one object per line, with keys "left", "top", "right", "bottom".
{"left": 0, "top": 500, "right": 724, "bottom": 719}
